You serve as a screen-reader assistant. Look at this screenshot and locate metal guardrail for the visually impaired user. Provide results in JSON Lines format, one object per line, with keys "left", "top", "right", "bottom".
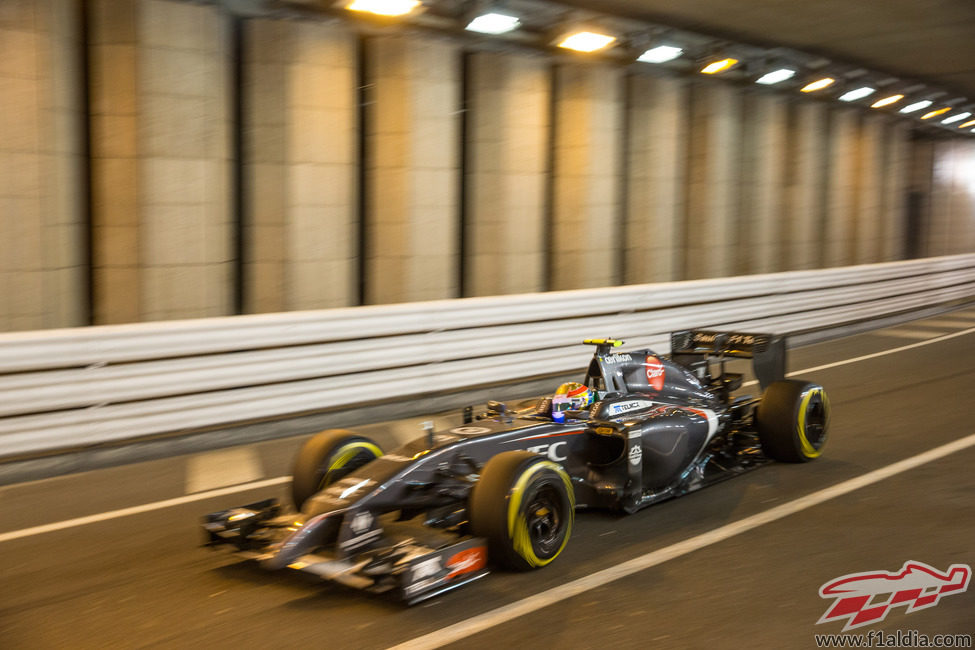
{"left": 1, "top": 254, "right": 973, "bottom": 458}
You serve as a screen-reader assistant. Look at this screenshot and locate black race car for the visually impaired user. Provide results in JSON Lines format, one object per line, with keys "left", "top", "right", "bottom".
{"left": 203, "top": 330, "right": 830, "bottom": 603}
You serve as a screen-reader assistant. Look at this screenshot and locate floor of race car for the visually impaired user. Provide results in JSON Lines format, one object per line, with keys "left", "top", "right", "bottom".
{"left": 1, "top": 308, "right": 974, "bottom": 649}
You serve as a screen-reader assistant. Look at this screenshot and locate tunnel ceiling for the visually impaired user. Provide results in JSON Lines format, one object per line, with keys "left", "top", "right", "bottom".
{"left": 559, "top": 0, "right": 975, "bottom": 101}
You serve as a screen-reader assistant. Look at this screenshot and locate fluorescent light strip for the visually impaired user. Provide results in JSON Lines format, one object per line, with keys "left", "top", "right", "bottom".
{"left": 466, "top": 12, "right": 519, "bottom": 34}
{"left": 756, "top": 68, "right": 795, "bottom": 85}
{"left": 900, "top": 100, "right": 933, "bottom": 114}
{"left": 959, "top": 119, "right": 975, "bottom": 128}
{"left": 921, "top": 107, "right": 951, "bottom": 119}
{"left": 942, "top": 111, "right": 972, "bottom": 124}
{"left": 346, "top": 0, "right": 419, "bottom": 16}
{"left": 558, "top": 31, "right": 616, "bottom": 53}
{"left": 801, "top": 77, "right": 835, "bottom": 92}
{"left": 871, "top": 94, "right": 904, "bottom": 108}
{"left": 638, "top": 45, "right": 683, "bottom": 64}
{"left": 701, "top": 58, "right": 737, "bottom": 74}
{"left": 839, "top": 86, "right": 876, "bottom": 102}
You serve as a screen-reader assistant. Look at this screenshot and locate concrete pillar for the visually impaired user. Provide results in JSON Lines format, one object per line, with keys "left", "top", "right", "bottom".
{"left": 624, "top": 74, "right": 687, "bottom": 284}
{"left": 853, "top": 115, "right": 884, "bottom": 264}
{"left": 930, "top": 140, "right": 975, "bottom": 255}
{"left": 737, "top": 92, "right": 786, "bottom": 275}
{"left": 365, "top": 36, "right": 460, "bottom": 304}
{"left": 880, "top": 122, "right": 910, "bottom": 261}
{"left": 823, "top": 109, "right": 857, "bottom": 267}
{"left": 465, "top": 52, "right": 549, "bottom": 297}
{"left": 909, "top": 139, "right": 936, "bottom": 258}
{"left": 89, "top": 0, "right": 231, "bottom": 323}
{"left": 928, "top": 142, "right": 952, "bottom": 256}
{"left": 0, "top": 0, "right": 85, "bottom": 331}
{"left": 684, "top": 83, "right": 741, "bottom": 279}
{"left": 243, "top": 19, "right": 357, "bottom": 313}
{"left": 550, "top": 64, "right": 623, "bottom": 290}
{"left": 782, "top": 102, "right": 827, "bottom": 270}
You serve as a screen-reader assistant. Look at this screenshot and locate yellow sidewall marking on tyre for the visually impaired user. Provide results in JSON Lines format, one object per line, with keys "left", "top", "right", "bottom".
{"left": 797, "top": 388, "right": 828, "bottom": 458}
{"left": 506, "top": 460, "right": 574, "bottom": 568}
{"left": 318, "top": 442, "right": 382, "bottom": 489}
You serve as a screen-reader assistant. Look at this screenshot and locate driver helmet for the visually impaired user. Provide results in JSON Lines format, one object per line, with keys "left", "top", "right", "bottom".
{"left": 552, "top": 382, "right": 594, "bottom": 420}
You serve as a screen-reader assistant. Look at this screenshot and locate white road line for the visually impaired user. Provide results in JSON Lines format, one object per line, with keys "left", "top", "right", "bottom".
{"left": 389, "top": 432, "right": 975, "bottom": 650}
{"left": 914, "top": 318, "right": 975, "bottom": 328}
{"left": 785, "top": 325, "right": 975, "bottom": 376}
{"left": 1, "top": 323, "right": 973, "bottom": 544}
{"left": 873, "top": 329, "right": 943, "bottom": 340}
{"left": 0, "top": 476, "right": 289, "bottom": 544}
{"left": 735, "top": 325, "right": 975, "bottom": 389}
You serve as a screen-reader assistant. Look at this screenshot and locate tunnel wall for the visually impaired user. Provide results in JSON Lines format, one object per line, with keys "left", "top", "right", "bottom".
{"left": 1, "top": 0, "right": 974, "bottom": 331}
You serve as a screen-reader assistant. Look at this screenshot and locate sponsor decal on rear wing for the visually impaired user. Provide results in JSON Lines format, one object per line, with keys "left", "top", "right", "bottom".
{"left": 670, "top": 329, "right": 786, "bottom": 389}
{"left": 671, "top": 330, "right": 775, "bottom": 356}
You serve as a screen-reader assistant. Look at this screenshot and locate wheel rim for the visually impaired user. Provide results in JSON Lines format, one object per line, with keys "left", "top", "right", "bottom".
{"left": 802, "top": 393, "right": 828, "bottom": 449}
{"left": 318, "top": 445, "right": 379, "bottom": 491}
{"left": 524, "top": 482, "right": 566, "bottom": 558}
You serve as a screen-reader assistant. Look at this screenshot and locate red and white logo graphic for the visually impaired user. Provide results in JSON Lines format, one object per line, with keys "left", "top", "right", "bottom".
{"left": 446, "top": 546, "right": 487, "bottom": 580}
{"left": 645, "top": 355, "right": 665, "bottom": 391}
{"left": 817, "top": 561, "right": 971, "bottom": 631}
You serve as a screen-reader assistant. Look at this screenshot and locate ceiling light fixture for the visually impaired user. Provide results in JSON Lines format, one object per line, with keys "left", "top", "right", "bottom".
{"left": 557, "top": 30, "right": 616, "bottom": 53}
{"left": 346, "top": 0, "right": 419, "bottom": 16}
{"left": 801, "top": 77, "right": 835, "bottom": 92}
{"left": 942, "top": 111, "right": 972, "bottom": 124}
{"left": 959, "top": 119, "right": 975, "bottom": 128}
{"left": 638, "top": 45, "right": 683, "bottom": 64}
{"left": 870, "top": 94, "right": 904, "bottom": 108}
{"left": 700, "top": 58, "right": 738, "bottom": 74}
{"left": 756, "top": 68, "right": 796, "bottom": 85}
{"left": 838, "top": 86, "right": 876, "bottom": 102}
{"left": 466, "top": 12, "right": 519, "bottom": 34}
{"left": 921, "top": 107, "right": 951, "bottom": 119}
{"left": 900, "top": 100, "right": 933, "bottom": 113}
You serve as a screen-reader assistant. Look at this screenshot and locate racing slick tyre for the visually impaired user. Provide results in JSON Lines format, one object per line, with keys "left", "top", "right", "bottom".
{"left": 756, "top": 380, "right": 830, "bottom": 463}
{"left": 470, "top": 451, "right": 574, "bottom": 571}
{"left": 291, "top": 430, "right": 383, "bottom": 510}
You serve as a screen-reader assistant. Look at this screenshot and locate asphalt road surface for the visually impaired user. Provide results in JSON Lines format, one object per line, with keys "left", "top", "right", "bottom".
{"left": 2, "top": 309, "right": 975, "bottom": 649}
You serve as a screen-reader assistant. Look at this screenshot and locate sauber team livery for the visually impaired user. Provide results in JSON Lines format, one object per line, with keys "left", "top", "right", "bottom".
{"left": 203, "top": 330, "right": 830, "bottom": 603}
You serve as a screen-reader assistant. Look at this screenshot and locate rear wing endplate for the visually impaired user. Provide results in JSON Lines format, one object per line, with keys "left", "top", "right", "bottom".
{"left": 670, "top": 330, "right": 786, "bottom": 389}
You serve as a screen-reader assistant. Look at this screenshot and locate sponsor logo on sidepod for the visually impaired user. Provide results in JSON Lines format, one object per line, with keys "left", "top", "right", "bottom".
{"left": 817, "top": 561, "right": 971, "bottom": 631}
{"left": 628, "top": 445, "right": 642, "bottom": 466}
{"left": 645, "top": 355, "right": 665, "bottom": 391}
{"left": 609, "top": 400, "right": 651, "bottom": 416}
{"left": 526, "top": 441, "right": 568, "bottom": 462}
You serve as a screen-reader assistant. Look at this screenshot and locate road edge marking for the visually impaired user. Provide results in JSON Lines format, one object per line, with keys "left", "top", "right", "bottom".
{"left": 0, "top": 476, "right": 290, "bottom": 544}
{"left": 388, "top": 432, "right": 975, "bottom": 650}
{"left": 786, "top": 326, "right": 975, "bottom": 376}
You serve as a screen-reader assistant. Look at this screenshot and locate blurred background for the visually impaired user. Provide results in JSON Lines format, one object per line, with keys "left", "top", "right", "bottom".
{"left": 1, "top": 0, "right": 974, "bottom": 333}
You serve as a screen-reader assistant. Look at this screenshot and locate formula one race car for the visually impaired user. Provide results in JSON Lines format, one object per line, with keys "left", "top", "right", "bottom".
{"left": 203, "top": 330, "right": 829, "bottom": 603}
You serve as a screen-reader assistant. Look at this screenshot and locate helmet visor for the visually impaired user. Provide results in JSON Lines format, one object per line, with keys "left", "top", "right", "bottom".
{"left": 552, "top": 395, "right": 573, "bottom": 412}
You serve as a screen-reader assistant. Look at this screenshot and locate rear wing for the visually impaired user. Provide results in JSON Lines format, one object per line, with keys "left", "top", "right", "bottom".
{"left": 670, "top": 330, "right": 786, "bottom": 389}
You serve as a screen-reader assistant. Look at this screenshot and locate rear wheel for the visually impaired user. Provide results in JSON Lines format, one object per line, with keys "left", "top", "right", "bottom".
{"left": 756, "top": 380, "right": 830, "bottom": 462}
{"left": 470, "top": 451, "right": 574, "bottom": 571}
{"left": 291, "top": 430, "right": 383, "bottom": 510}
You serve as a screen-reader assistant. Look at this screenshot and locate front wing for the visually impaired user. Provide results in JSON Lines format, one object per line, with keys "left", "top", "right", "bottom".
{"left": 203, "top": 499, "right": 489, "bottom": 604}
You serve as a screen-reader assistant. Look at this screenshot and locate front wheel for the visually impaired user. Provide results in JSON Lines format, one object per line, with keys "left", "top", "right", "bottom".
{"left": 756, "top": 380, "right": 830, "bottom": 462}
{"left": 291, "top": 430, "right": 383, "bottom": 510}
{"left": 469, "top": 451, "right": 574, "bottom": 571}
